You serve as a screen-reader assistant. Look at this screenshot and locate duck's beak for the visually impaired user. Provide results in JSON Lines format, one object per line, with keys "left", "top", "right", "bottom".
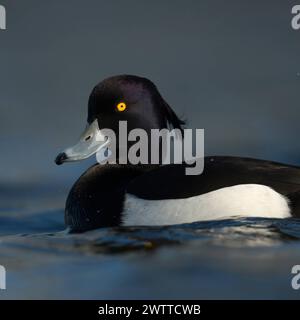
{"left": 55, "top": 119, "right": 109, "bottom": 165}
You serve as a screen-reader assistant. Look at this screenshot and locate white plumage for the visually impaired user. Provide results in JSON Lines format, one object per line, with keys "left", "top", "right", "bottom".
{"left": 122, "top": 184, "right": 291, "bottom": 226}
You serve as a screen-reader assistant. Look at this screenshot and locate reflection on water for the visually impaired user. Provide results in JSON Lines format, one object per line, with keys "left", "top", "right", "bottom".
{"left": 1, "top": 185, "right": 300, "bottom": 299}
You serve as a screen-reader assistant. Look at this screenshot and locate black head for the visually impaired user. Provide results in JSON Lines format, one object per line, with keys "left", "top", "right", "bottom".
{"left": 87, "top": 75, "right": 184, "bottom": 134}
{"left": 55, "top": 75, "right": 185, "bottom": 165}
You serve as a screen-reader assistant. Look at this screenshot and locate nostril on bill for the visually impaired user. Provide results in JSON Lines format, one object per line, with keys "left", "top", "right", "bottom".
{"left": 55, "top": 152, "right": 67, "bottom": 165}
{"left": 85, "top": 135, "right": 91, "bottom": 141}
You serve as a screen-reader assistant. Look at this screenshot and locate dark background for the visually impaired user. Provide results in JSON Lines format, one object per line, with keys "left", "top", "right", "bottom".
{"left": 0, "top": 0, "right": 299, "bottom": 186}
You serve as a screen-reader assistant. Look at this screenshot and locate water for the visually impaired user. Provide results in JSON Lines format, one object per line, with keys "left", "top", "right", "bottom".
{"left": 1, "top": 183, "right": 300, "bottom": 299}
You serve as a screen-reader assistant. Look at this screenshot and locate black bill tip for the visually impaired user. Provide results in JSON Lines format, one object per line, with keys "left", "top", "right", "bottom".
{"left": 55, "top": 152, "right": 67, "bottom": 165}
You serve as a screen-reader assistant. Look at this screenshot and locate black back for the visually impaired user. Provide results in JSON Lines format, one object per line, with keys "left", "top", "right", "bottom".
{"left": 127, "top": 156, "right": 300, "bottom": 218}
{"left": 128, "top": 156, "right": 300, "bottom": 198}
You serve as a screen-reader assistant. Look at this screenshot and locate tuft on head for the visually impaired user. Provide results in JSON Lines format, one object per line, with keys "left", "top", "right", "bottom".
{"left": 158, "top": 95, "right": 186, "bottom": 135}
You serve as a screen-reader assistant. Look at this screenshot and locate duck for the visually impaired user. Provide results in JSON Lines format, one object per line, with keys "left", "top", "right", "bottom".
{"left": 55, "top": 75, "right": 300, "bottom": 232}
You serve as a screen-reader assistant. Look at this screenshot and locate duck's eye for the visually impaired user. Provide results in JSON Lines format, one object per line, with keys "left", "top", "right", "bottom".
{"left": 116, "top": 102, "right": 127, "bottom": 112}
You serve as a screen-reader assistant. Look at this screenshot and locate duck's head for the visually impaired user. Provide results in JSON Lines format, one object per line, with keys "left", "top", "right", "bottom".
{"left": 55, "top": 75, "right": 184, "bottom": 165}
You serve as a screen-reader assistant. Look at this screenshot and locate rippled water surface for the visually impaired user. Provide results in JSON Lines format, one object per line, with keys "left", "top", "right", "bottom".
{"left": 1, "top": 183, "right": 300, "bottom": 299}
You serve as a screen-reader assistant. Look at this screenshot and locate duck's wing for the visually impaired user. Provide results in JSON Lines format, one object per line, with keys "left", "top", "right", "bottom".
{"left": 127, "top": 156, "right": 300, "bottom": 199}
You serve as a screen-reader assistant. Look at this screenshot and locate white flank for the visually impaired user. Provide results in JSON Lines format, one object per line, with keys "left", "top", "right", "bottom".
{"left": 122, "top": 184, "right": 291, "bottom": 226}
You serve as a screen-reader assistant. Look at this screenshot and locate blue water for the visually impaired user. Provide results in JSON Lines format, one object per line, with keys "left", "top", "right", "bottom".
{"left": 0, "top": 183, "right": 300, "bottom": 299}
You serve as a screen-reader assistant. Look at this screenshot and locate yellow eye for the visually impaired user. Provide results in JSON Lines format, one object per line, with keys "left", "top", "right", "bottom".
{"left": 116, "top": 102, "right": 127, "bottom": 112}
